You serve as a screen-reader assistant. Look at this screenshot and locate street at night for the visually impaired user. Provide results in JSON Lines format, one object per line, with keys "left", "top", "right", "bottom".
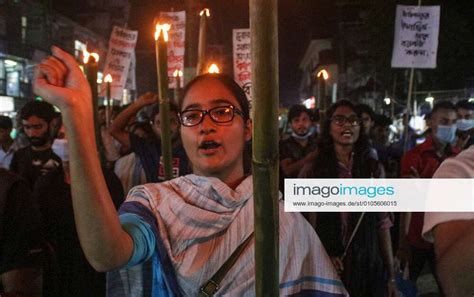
{"left": 1, "top": 1, "right": 474, "bottom": 296}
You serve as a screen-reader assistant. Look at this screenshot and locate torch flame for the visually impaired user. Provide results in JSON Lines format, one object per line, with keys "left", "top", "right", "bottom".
{"left": 104, "top": 74, "right": 113, "bottom": 83}
{"left": 317, "top": 69, "right": 329, "bottom": 80}
{"left": 83, "top": 49, "right": 99, "bottom": 64}
{"left": 173, "top": 69, "right": 183, "bottom": 77}
{"left": 208, "top": 64, "right": 220, "bottom": 74}
{"left": 154, "top": 23, "right": 171, "bottom": 42}
{"left": 199, "top": 8, "right": 210, "bottom": 17}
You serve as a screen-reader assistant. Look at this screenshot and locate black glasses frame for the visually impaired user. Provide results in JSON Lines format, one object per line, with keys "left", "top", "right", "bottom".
{"left": 178, "top": 105, "right": 244, "bottom": 127}
{"left": 330, "top": 115, "right": 362, "bottom": 127}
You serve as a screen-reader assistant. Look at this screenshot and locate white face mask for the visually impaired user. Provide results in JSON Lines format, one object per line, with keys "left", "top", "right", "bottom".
{"left": 52, "top": 138, "right": 69, "bottom": 162}
{"left": 457, "top": 119, "right": 474, "bottom": 131}
{"left": 435, "top": 125, "right": 457, "bottom": 144}
{"left": 291, "top": 131, "right": 312, "bottom": 140}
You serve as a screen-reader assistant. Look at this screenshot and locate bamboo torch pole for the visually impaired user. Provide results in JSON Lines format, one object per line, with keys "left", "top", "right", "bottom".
{"left": 196, "top": 8, "right": 210, "bottom": 75}
{"left": 250, "top": 0, "right": 279, "bottom": 296}
{"left": 403, "top": 0, "right": 422, "bottom": 153}
{"left": 155, "top": 23, "right": 173, "bottom": 180}
{"left": 104, "top": 74, "right": 113, "bottom": 128}
{"left": 173, "top": 69, "right": 182, "bottom": 105}
{"left": 83, "top": 49, "right": 105, "bottom": 165}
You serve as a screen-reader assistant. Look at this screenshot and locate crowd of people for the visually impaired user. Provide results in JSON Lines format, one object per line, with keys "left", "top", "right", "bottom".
{"left": 0, "top": 46, "right": 473, "bottom": 297}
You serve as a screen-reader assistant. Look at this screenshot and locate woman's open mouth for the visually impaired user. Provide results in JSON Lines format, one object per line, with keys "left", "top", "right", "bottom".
{"left": 198, "top": 140, "right": 222, "bottom": 154}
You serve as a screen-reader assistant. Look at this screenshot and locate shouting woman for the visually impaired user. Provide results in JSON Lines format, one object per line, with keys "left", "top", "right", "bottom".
{"left": 32, "top": 46, "right": 348, "bottom": 296}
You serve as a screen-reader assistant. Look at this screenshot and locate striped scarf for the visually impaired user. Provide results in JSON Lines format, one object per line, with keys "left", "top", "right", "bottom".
{"left": 108, "top": 174, "right": 348, "bottom": 296}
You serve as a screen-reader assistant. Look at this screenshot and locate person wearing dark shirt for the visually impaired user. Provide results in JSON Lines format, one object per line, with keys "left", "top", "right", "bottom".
{"left": 0, "top": 169, "right": 44, "bottom": 296}
{"left": 34, "top": 139, "right": 124, "bottom": 296}
{"left": 109, "top": 92, "right": 190, "bottom": 183}
{"left": 10, "top": 100, "right": 62, "bottom": 188}
{"left": 279, "top": 104, "right": 317, "bottom": 179}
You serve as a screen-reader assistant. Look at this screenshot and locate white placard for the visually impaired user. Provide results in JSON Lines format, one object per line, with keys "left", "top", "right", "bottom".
{"left": 160, "top": 11, "right": 186, "bottom": 89}
{"left": 100, "top": 26, "right": 138, "bottom": 100}
{"left": 391, "top": 5, "right": 440, "bottom": 69}
{"left": 233, "top": 29, "right": 252, "bottom": 101}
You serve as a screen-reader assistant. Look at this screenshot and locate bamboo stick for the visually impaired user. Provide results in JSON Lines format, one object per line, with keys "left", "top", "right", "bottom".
{"left": 84, "top": 53, "right": 105, "bottom": 165}
{"left": 155, "top": 23, "right": 173, "bottom": 180}
{"left": 196, "top": 8, "right": 209, "bottom": 75}
{"left": 250, "top": 0, "right": 279, "bottom": 296}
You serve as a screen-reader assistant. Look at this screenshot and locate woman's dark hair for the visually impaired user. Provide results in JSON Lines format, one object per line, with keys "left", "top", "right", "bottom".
{"left": 178, "top": 73, "right": 252, "bottom": 174}
{"left": 310, "top": 99, "right": 375, "bottom": 178}
{"left": 178, "top": 73, "right": 250, "bottom": 120}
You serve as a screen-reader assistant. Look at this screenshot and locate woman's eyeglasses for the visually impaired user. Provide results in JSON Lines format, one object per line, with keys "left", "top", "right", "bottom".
{"left": 330, "top": 115, "right": 361, "bottom": 126}
{"left": 178, "top": 105, "right": 244, "bottom": 127}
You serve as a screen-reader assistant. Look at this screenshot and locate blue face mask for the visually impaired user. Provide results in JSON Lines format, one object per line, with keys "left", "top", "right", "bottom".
{"left": 435, "top": 125, "right": 457, "bottom": 144}
{"left": 456, "top": 119, "right": 474, "bottom": 131}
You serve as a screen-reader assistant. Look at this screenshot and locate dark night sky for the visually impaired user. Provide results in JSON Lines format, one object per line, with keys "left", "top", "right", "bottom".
{"left": 52, "top": 0, "right": 336, "bottom": 107}
{"left": 51, "top": 0, "right": 474, "bottom": 106}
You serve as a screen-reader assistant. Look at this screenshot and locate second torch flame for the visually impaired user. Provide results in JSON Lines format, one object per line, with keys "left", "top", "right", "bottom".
{"left": 155, "top": 23, "right": 171, "bottom": 42}
{"left": 83, "top": 49, "right": 99, "bottom": 64}
{"left": 104, "top": 74, "right": 113, "bottom": 83}
{"left": 199, "top": 8, "right": 210, "bottom": 17}
{"left": 208, "top": 64, "right": 220, "bottom": 74}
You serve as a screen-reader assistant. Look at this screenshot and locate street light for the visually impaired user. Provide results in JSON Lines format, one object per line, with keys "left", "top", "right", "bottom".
{"left": 4, "top": 60, "right": 17, "bottom": 67}
{"left": 384, "top": 97, "right": 391, "bottom": 105}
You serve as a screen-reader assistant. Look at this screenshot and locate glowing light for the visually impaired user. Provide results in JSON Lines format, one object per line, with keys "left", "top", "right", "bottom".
{"left": 4, "top": 60, "right": 17, "bottom": 67}
{"left": 207, "top": 64, "right": 220, "bottom": 74}
{"left": 154, "top": 23, "right": 171, "bottom": 42}
{"left": 425, "top": 96, "right": 434, "bottom": 103}
{"left": 317, "top": 69, "right": 329, "bottom": 80}
{"left": 384, "top": 97, "right": 391, "bottom": 105}
{"left": 469, "top": 98, "right": 474, "bottom": 103}
{"left": 83, "top": 49, "right": 99, "bottom": 64}
{"left": 104, "top": 74, "right": 113, "bottom": 83}
{"left": 199, "top": 8, "right": 210, "bottom": 17}
{"left": 173, "top": 69, "right": 183, "bottom": 77}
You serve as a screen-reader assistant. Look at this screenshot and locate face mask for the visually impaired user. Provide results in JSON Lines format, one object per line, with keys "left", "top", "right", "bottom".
{"left": 456, "top": 119, "right": 474, "bottom": 131}
{"left": 435, "top": 125, "right": 457, "bottom": 144}
{"left": 52, "top": 138, "right": 69, "bottom": 161}
{"left": 291, "top": 131, "right": 311, "bottom": 140}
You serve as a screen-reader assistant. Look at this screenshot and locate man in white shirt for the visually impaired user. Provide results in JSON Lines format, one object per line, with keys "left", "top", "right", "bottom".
{"left": 0, "top": 116, "right": 18, "bottom": 169}
{"left": 423, "top": 145, "right": 474, "bottom": 296}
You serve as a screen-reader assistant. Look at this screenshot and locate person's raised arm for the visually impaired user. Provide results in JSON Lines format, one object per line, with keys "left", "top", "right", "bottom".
{"left": 109, "top": 92, "right": 156, "bottom": 151}
{"left": 33, "top": 46, "right": 133, "bottom": 272}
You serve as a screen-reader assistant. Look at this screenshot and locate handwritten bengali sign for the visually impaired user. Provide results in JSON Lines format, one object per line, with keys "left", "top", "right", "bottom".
{"left": 391, "top": 5, "right": 440, "bottom": 69}
{"left": 233, "top": 29, "right": 252, "bottom": 101}
{"left": 160, "top": 11, "right": 186, "bottom": 89}
{"left": 100, "top": 26, "right": 138, "bottom": 100}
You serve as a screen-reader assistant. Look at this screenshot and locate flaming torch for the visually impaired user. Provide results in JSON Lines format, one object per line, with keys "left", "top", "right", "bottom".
{"left": 154, "top": 22, "right": 173, "bottom": 180}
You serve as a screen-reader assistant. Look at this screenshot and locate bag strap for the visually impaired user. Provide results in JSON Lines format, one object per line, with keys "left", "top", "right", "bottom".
{"left": 198, "top": 232, "right": 254, "bottom": 297}
{"left": 341, "top": 212, "right": 365, "bottom": 261}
